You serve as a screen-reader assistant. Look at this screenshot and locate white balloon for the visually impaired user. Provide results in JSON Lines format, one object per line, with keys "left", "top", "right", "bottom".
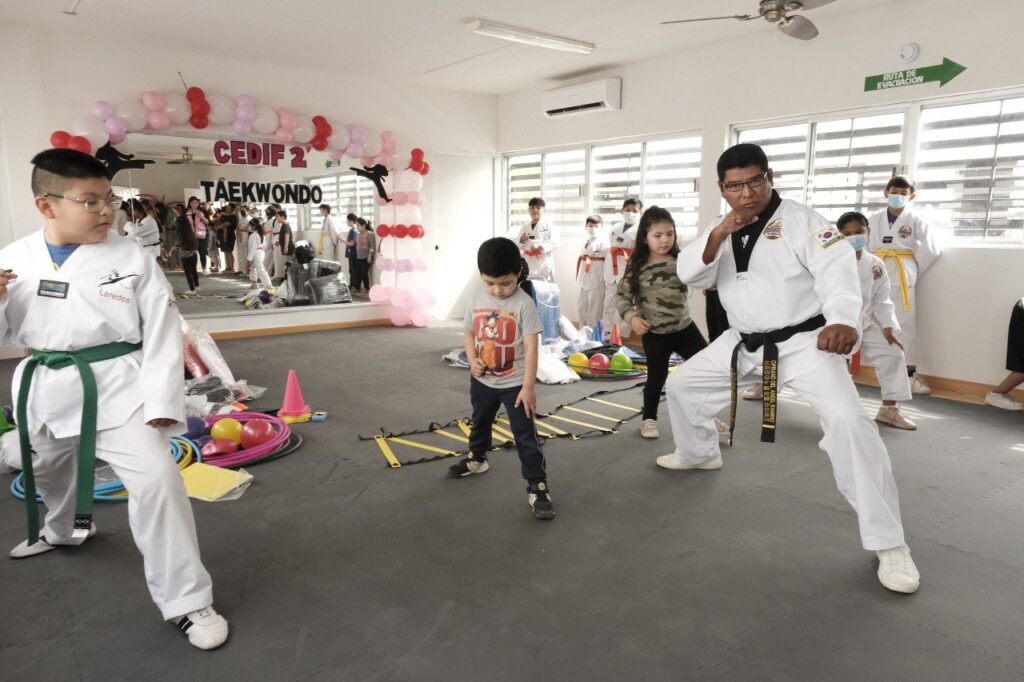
{"left": 362, "top": 139, "right": 381, "bottom": 157}
{"left": 292, "top": 116, "right": 315, "bottom": 144}
{"left": 382, "top": 174, "right": 395, "bottom": 196}
{"left": 395, "top": 204, "right": 422, "bottom": 225}
{"left": 207, "top": 94, "right": 235, "bottom": 126}
{"left": 72, "top": 116, "right": 109, "bottom": 150}
{"left": 395, "top": 170, "right": 424, "bottom": 193}
{"left": 327, "top": 128, "right": 350, "bottom": 151}
{"left": 164, "top": 93, "right": 191, "bottom": 125}
{"left": 379, "top": 205, "right": 396, "bottom": 225}
{"left": 251, "top": 106, "right": 279, "bottom": 135}
{"left": 118, "top": 100, "right": 149, "bottom": 132}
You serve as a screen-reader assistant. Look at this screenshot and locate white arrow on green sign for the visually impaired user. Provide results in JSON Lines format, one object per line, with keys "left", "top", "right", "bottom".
{"left": 864, "top": 58, "right": 966, "bottom": 92}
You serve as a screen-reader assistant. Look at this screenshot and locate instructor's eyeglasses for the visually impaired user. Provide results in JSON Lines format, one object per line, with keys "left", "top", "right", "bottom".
{"left": 43, "top": 193, "right": 121, "bottom": 213}
{"left": 721, "top": 172, "right": 769, "bottom": 193}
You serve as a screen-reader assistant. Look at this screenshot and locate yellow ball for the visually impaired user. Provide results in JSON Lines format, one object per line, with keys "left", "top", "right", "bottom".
{"left": 210, "top": 418, "right": 243, "bottom": 444}
{"left": 568, "top": 352, "right": 589, "bottom": 374}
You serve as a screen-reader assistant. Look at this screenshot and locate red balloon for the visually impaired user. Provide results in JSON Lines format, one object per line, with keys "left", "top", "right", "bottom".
{"left": 411, "top": 147, "right": 425, "bottom": 160}
{"left": 240, "top": 420, "right": 276, "bottom": 449}
{"left": 376, "top": 224, "right": 391, "bottom": 238}
{"left": 50, "top": 130, "right": 71, "bottom": 148}
{"left": 67, "top": 136, "right": 92, "bottom": 154}
{"left": 409, "top": 159, "right": 424, "bottom": 173}
{"left": 186, "top": 86, "right": 206, "bottom": 102}
{"left": 191, "top": 99, "right": 211, "bottom": 116}
{"left": 311, "top": 137, "right": 328, "bottom": 151}
{"left": 189, "top": 114, "right": 209, "bottom": 129}
{"left": 393, "top": 224, "right": 409, "bottom": 239}
{"left": 200, "top": 437, "right": 240, "bottom": 457}
{"left": 419, "top": 162, "right": 430, "bottom": 175}
{"left": 312, "top": 115, "right": 326, "bottom": 127}
{"left": 408, "top": 224, "right": 425, "bottom": 239}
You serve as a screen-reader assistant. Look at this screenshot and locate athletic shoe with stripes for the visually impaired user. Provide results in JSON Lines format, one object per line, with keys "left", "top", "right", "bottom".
{"left": 176, "top": 606, "right": 229, "bottom": 650}
{"left": 448, "top": 456, "right": 489, "bottom": 478}
{"left": 527, "top": 481, "right": 555, "bottom": 520}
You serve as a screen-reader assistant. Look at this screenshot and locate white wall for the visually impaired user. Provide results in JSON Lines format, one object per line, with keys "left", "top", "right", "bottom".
{"left": 0, "top": 21, "right": 498, "bottom": 321}
{"left": 496, "top": 0, "right": 1024, "bottom": 386}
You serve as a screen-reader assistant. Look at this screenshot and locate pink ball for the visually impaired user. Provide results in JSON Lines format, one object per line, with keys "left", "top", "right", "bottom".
{"left": 368, "top": 284, "right": 392, "bottom": 302}
{"left": 276, "top": 108, "right": 297, "bottom": 130}
{"left": 374, "top": 196, "right": 386, "bottom": 206}
{"left": 233, "top": 120, "right": 252, "bottom": 136}
{"left": 410, "top": 308, "right": 431, "bottom": 327}
{"left": 275, "top": 127, "right": 293, "bottom": 143}
{"left": 406, "top": 191, "right": 421, "bottom": 205}
{"left": 414, "top": 258, "right": 428, "bottom": 271}
{"left": 147, "top": 110, "right": 171, "bottom": 130}
{"left": 105, "top": 115, "right": 127, "bottom": 137}
{"left": 235, "top": 94, "right": 254, "bottom": 107}
{"left": 378, "top": 257, "right": 394, "bottom": 271}
{"left": 235, "top": 103, "right": 255, "bottom": 122}
{"left": 393, "top": 191, "right": 407, "bottom": 205}
{"left": 390, "top": 307, "right": 411, "bottom": 327}
{"left": 329, "top": 149, "right": 343, "bottom": 161}
{"left": 93, "top": 100, "right": 115, "bottom": 121}
{"left": 141, "top": 91, "right": 166, "bottom": 112}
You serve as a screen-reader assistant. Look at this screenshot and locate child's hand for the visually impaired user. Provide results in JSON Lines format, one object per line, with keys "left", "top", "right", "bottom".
{"left": 882, "top": 327, "right": 904, "bottom": 350}
{"left": 515, "top": 386, "right": 537, "bottom": 418}
{"left": 470, "top": 358, "right": 486, "bottom": 377}
{"left": 630, "top": 316, "right": 651, "bottom": 336}
{"left": 0, "top": 269, "right": 16, "bottom": 297}
{"left": 147, "top": 418, "right": 178, "bottom": 428}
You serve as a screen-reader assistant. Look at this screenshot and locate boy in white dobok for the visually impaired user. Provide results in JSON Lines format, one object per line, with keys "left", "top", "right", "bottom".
{"left": 837, "top": 212, "right": 915, "bottom": 430}
{"left": 576, "top": 215, "right": 607, "bottom": 327}
{"left": 0, "top": 149, "right": 228, "bottom": 649}
{"left": 662, "top": 143, "right": 920, "bottom": 595}
{"left": 867, "top": 175, "right": 943, "bottom": 395}
{"left": 513, "top": 197, "right": 560, "bottom": 283}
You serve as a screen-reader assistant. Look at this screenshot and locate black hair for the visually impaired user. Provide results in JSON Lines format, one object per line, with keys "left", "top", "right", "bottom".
{"left": 836, "top": 211, "right": 869, "bottom": 230}
{"left": 346, "top": 212, "right": 358, "bottom": 222}
{"left": 622, "top": 197, "right": 642, "bottom": 210}
{"left": 129, "top": 198, "right": 145, "bottom": 217}
{"left": 586, "top": 215, "right": 603, "bottom": 225}
{"left": 623, "top": 207, "right": 679, "bottom": 307}
{"left": 177, "top": 214, "right": 198, "bottom": 250}
{"left": 187, "top": 195, "right": 201, "bottom": 208}
{"left": 356, "top": 217, "right": 368, "bottom": 227}
{"left": 319, "top": 204, "right": 331, "bottom": 212}
{"left": 30, "top": 148, "right": 111, "bottom": 196}
{"left": 477, "top": 237, "right": 521, "bottom": 277}
{"left": 249, "top": 218, "right": 264, "bottom": 237}
{"left": 528, "top": 197, "right": 546, "bottom": 209}
{"left": 885, "top": 175, "right": 915, "bottom": 192}
{"left": 717, "top": 143, "right": 769, "bottom": 182}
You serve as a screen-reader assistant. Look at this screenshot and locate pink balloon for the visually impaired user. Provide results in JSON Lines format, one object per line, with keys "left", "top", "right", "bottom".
{"left": 378, "top": 257, "right": 394, "bottom": 271}
{"left": 275, "top": 127, "right": 294, "bottom": 143}
{"left": 105, "top": 116, "right": 127, "bottom": 137}
{"left": 93, "top": 100, "right": 115, "bottom": 121}
{"left": 414, "top": 258, "right": 428, "bottom": 271}
{"left": 406, "top": 191, "right": 420, "bottom": 205}
{"left": 235, "top": 94, "right": 254, "bottom": 107}
{"left": 359, "top": 155, "right": 374, "bottom": 167}
{"left": 108, "top": 130, "right": 126, "bottom": 145}
{"left": 381, "top": 130, "right": 395, "bottom": 140}
{"left": 383, "top": 138, "right": 398, "bottom": 153}
{"left": 141, "top": 91, "right": 166, "bottom": 112}
{"left": 377, "top": 154, "right": 393, "bottom": 168}
{"left": 235, "top": 103, "right": 255, "bottom": 122}
{"left": 233, "top": 119, "right": 252, "bottom": 136}
{"left": 329, "top": 149, "right": 343, "bottom": 161}
{"left": 410, "top": 308, "right": 431, "bottom": 327}
{"left": 393, "top": 191, "right": 407, "bottom": 205}
{"left": 345, "top": 143, "right": 362, "bottom": 159}
{"left": 276, "top": 108, "right": 297, "bottom": 131}
{"left": 391, "top": 288, "right": 414, "bottom": 309}
{"left": 369, "top": 285, "right": 392, "bottom": 302}
{"left": 347, "top": 123, "right": 367, "bottom": 143}
{"left": 374, "top": 196, "right": 386, "bottom": 206}
{"left": 390, "top": 307, "right": 411, "bottom": 327}
{"left": 147, "top": 110, "right": 171, "bottom": 130}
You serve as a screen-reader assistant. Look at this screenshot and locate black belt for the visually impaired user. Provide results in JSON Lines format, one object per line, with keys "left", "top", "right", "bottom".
{"left": 728, "top": 314, "right": 827, "bottom": 446}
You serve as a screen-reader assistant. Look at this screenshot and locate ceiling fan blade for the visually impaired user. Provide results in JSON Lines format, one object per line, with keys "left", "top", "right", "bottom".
{"left": 778, "top": 14, "right": 818, "bottom": 40}
{"left": 661, "top": 14, "right": 754, "bottom": 25}
{"left": 788, "top": 0, "right": 836, "bottom": 10}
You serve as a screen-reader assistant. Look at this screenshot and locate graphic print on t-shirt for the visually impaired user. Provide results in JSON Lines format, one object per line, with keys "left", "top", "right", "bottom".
{"left": 471, "top": 308, "right": 520, "bottom": 377}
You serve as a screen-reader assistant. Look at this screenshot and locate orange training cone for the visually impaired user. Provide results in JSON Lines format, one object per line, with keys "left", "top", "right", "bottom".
{"left": 278, "top": 369, "right": 311, "bottom": 417}
{"left": 611, "top": 322, "right": 622, "bottom": 346}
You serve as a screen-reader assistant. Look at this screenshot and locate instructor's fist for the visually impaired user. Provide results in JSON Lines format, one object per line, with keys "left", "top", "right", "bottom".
{"left": 817, "top": 324, "right": 858, "bottom": 355}
{"left": 0, "top": 269, "right": 17, "bottom": 297}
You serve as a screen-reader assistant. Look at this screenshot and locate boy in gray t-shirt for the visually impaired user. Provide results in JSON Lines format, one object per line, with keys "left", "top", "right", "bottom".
{"left": 452, "top": 238, "right": 554, "bottom": 520}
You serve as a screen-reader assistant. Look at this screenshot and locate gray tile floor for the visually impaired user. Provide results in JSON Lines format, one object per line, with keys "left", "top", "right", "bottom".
{"left": 1, "top": 327, "right": 1023, "bottom": 681}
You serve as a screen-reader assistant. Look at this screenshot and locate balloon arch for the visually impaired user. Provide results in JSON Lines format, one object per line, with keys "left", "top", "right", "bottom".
{"left": 47, "top": 86, "right": 435, "bottom": 326}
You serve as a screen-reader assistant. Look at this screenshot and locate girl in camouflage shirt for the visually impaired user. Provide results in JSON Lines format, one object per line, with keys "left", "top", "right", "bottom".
{"left": 617, "top": 207, "right": 708, "bottom": 439}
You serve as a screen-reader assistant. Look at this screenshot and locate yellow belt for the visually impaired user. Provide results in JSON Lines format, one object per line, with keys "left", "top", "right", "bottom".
{"left": 873, "top": 249, "right": 915, "bottom": 312}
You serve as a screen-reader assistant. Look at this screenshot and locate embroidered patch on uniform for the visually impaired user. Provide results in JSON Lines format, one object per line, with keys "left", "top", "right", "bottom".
{"left": 98, "top": 269, "right": 140, "bottom": 289}
{"left": 813, "top": 228, "right": 844, "bottom": 249}
{"left": 883, "top": 236, "right": 894, "bottom": 244}
{"left": 872, "top": 266, "right": 883, "bottom": 280}
{"left": 37, "top": 279, "right": 70, "bottom": 299}
{"left": 764, "top": 219, "right": 782, "bottom": 240}
{"left": 898, "top": 225, "right": 912, "bottom": 238}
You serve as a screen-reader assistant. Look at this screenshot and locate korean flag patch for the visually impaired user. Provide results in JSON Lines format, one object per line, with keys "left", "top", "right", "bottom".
{"left": 814, "top": 228, "right": 844, "bottom": 249}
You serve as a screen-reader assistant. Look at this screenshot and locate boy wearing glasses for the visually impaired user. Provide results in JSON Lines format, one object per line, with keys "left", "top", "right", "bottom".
{"left": 661, "top": 143, "right": 920, "bottom": 596}
{"left": 0, "top": 149, "right": 228, "bottom": 650}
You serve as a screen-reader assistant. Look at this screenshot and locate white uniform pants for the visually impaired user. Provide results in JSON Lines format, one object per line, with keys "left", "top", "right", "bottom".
{"left": 23, "top": 408, "right": 213, "bottom": 620}
{"left": 249, "top": 254, "right": 272, "bottom": 288}
{"left": 892, "top": 285, "right": 917, "bottom": 366}
{"left": 272, "top": 246, "right": 286, "bottom": 280}
{"left": 233, "top": 241, "right": 246, "bottom": 273}
{"left": 860, "top": 325, "right": 912, "bottom": 402}
{"left": 602, "top": 281, "right": 624, "bottom": 330}
{"left": 664, "top": 331, "right": 906, "bottom": 551}
{"left": 578, "top": 286, "right": 604, "bottom": 328}
{"left": 264, "top": 242, "right": 275, "bottom": 278}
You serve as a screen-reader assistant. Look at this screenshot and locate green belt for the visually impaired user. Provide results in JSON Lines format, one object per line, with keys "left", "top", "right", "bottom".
{"left": 16, "top": 341, "right": 143, "bottom": 545}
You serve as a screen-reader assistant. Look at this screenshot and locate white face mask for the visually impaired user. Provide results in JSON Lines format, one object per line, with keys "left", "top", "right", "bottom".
{"left": 622, "top": 211, "right": 639, "bottom": 226}
{"left": 586, "top": 226, "right": 598, "bottom": 237}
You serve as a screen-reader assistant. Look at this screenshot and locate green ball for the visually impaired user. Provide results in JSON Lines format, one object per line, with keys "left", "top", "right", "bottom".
{"left": 609, "top": 353, "right": 633, "bottom": 372}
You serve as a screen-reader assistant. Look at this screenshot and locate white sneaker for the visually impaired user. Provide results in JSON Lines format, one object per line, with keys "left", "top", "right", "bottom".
{"left": 194, "top": 287, "right": 202, "bottom": 295}
{"left": 656, "top": 453, "right": 722, "bottom": 471}
{"left": 9, "top": 523, "right": 97, "bottom": 559}
{"left": 743, "top": 383, "right": 763, "bottom": 400}
{"left": 985, "top": 391, "right": 1023, "bottom": 411}
{"left": 640, "top": 419, "right": 659, "bottom": 439}
{"left": 714, "top": 418, "right": 730, "bottom": 436}
{"left": 910, "top": 373, "right": 931, "bottom": 395}
{"left": 876, "top": 545, "right": 920, "bottom": 594}
{"left": 875, "top": 405, "right": 917, "bottom": 431}
{"left": 176, "top": 605, "right": 229, "bottom": 650}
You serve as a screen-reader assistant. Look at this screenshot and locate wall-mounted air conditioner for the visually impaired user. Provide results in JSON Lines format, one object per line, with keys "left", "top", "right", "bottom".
{"left": 541, "top": 78, "right": 621, "bottom": 118}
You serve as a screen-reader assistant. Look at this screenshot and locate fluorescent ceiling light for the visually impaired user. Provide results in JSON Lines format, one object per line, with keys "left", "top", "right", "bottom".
{"left": 466, "top": 19, "right": 595, "bottom": 54}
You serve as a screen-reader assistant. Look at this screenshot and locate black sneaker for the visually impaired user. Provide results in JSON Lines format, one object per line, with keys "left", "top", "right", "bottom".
{"left": 527, "top": 482, "right": 555, "bottom": 520}
{"left": 448, "top": 456, "right": 489, "bottom": 478}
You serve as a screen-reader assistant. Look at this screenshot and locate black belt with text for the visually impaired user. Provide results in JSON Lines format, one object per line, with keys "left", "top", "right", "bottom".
{"left": 728, "top": 314, "right": 827, "bottom": 446}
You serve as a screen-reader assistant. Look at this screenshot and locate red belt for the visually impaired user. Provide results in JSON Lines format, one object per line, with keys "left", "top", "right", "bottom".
{"left": 576, "top": 255, "right": 605, "bottom": 278}
{"left": 610, "top": 246, "right": 633, "bottom": 276}
{"left": 523, "top": 247, "right": 544, "bottom": 258}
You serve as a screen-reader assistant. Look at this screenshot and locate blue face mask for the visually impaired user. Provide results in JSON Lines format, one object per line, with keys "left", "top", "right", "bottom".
{"left": 845, "top": 234, "right": 868, "bottom": 252}
{"left": 887, "top": 194, "right": 909, "bottom": 210}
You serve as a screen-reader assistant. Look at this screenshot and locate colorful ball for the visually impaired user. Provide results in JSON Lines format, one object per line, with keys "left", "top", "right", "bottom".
{"left": 186, "top": 416, "right": 206, "bottom": 440}
{"left": 200, "top": 438, "right": 240, "bottom": 458}
{"left": 588, "top": 353, "right": 610, "bottom": 375}
{"left": 210, "top": 418, "right": 243, "bottom": 443}
{"left": 609, "top": 353, "right": 634, "bottom": 373}
{"left": 240, "top": 419, "right": 276, "bottom": 449}
{"left": 568, "top": 352, "right": 589, "bottom": 374}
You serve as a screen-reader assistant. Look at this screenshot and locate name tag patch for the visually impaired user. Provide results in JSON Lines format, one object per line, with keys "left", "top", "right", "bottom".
{"left": 764, "top": 219, "right": 783, "bottom": 240}
{"left": 38, "top": 279, "right": 70, "bottom": 299}
{"left": 883, "top": 236, "right": 894, "bottom": 244}
{"left": 813, "top": 228, "right": 844, "bottom": 249}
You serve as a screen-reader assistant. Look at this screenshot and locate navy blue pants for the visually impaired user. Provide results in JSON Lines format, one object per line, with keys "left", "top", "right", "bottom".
{"left": 468, "top": 378, "right": 547, "bottom": 483}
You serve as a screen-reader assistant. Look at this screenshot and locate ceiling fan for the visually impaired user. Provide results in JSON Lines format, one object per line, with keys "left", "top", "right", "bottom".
{"left": 166, "top": 146, "right": 195, "bottom": 165}
{"left": 662, "top": 0, "right": 836, "bottom": 40}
